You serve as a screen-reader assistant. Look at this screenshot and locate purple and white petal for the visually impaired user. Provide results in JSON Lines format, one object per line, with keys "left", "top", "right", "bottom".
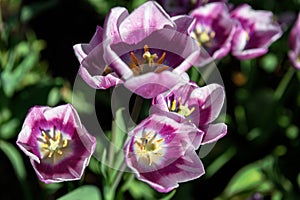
{"left": 16, "top": 104, "right": 96, "bottom": 183}
{"left": 200, "top": 123, "right": 227, "bottom": 144}
{"left": 118, "top": 1, "right": 176, "bottom": 44}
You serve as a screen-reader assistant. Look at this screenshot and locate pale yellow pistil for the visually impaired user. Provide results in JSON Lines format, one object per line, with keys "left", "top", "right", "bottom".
{"left": 192, "top": 25, "right": 215, "bottom": 47}
{"left": 135, "top": 132, "right": 164, "bottom": 166}
{"left": 169, "top": 97, "right": 195, "bottom": 117}
{"left": 129, "top": 45, "right": 168, "bottom": 76}
{"left": 40, "top": 129, "right": 69, "bottom": 159}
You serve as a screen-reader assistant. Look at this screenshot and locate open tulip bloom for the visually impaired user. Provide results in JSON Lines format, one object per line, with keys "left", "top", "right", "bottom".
{"left": 74, "top": 1, "right": 202, "bottom": 99}
{"left": 16, "top": 104, "right": 96, "bottom": 183}
{"left": 230, "top": 4, "right": 282, "bottom": 60}
{"left": 124, "top": 114, "right": 205, "bottom": 193}
{"left": 288, "top": 13, "right": 300, "bottom": 69}
{"left": 151, "top": 82, "right": 227, "bottom": 145}
{"left": 189, "top": 2, "right": 235, "bottom": 63}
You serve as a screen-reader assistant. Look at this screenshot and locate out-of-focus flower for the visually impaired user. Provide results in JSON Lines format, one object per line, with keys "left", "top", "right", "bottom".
{"left": 288, "top": 13, "right": 300, "bottom": 69}
{"left": 230, "top": 4, "right": 282, "bottom": 60}
{"left": 75, "top": 1, "right": 201, "bottom": 98}
{"left": 73, "top": 26, "right": 123, "bottom": 89}
{"left": 189, "top": 2, "right": 235, "bottom": 63}
{"left": 151, "top": 82, "right": 227, "bottom": 145}
{"left": 124, "top": 114, "right": 204, "bottom": 193}
{"left": 16, "top": 104, "right": 96, "bottom": 183}
{"left": 156, "top": 0, "right": 228, "bottom": 16}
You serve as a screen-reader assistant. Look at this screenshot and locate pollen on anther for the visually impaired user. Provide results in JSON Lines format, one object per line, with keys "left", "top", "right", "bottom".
{"left": 130, "top": 52, "right": 139, "bottom": 66}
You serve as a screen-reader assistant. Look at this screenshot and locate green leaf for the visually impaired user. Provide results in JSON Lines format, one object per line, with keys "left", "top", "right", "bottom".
{"left": 128, "top": 178, "right": 155, "bottom": 200}
{"left": 159, "top": 190, "right": 176, "bottom": 200}
{"left": 0, "top": 118, "right": 20, "bottom": 139}
{"left": 0, "top": 140, "right": 26, "bottom": 181}
{"left": 47, "top": 87, "right": 61, "bottom": 106}
{"left": 2, "top": 53, "right": 38, "bottom": 97}
{"left": 100, "top": 149, "right": 108, "bottom": 179}
{"left": 113, "top": 107, "right": 126, "bottom": 149}
{"left": 223, "top": 163, "right": 266, "bottom": 197}
{"left": 57, "top": 185, "right": 102, "bottom": 200}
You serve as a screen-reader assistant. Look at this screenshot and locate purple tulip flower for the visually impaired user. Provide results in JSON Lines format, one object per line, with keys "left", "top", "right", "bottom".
{"left": 288, "top": 13, "right": 300, "bottom": 69}
{"left": 151, "top": 82, "right": 227, "bottom": 145}
{"left": 230, "top": 4, "right": 282, "bottom": 60}
{"left": 189, "top": 2, "right": 235, "bottom": 63}
{"left": 75, "top": 1, "right": 201, "bottom": 98}
{"left": 16, "top": 104, "right": 96, "bottom": 183}
{"left": 124, "top": 114, "right": 205, "bottom": 193}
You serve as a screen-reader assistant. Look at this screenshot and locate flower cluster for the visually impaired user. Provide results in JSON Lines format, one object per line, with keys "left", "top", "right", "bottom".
{"left": 189, "top": 2, "right": 282, "bottom": 61}
{"left": 72, "top": 1, "right": 227, "bottom": 192}
{"left": 123, "top": 81, "right": 226, "bottom": 192}
{"left": 17, "top": 0, "right": 228, "bottom": 193}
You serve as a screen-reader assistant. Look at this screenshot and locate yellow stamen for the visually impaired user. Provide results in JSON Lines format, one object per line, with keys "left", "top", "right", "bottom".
{"left": 199, "top": 32, "right": 210, "bottom": 43}
{"left": 39, "top": 128, "right": 69, "bottom": 159}
{"left": 130, "top": 52, "right": 139, "bottom": 66}
{"left": 144, "top": 44, "right": 149, "bottom": 52}
{"left": 42, "top": 131, "right": 49, "bottom": 141}
{"left": 63, "top": 139, "right": 68, "bottom": 148}
{"left": 102, "top": 66, "right": 112, "bottom": 75}
{"left": 171, "top": 100, "right": 177, "bottom": 111}
{"left": 157, "top": 52, "right": 166, "bottom": 64}
{"left": 135, "top": 132, "right": 164, "bottom": 166}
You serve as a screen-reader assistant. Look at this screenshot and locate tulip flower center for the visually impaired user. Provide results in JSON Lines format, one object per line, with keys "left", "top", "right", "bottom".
{"left": 192, "top": 25, "right": 215, "bottom": 47}
{"left": 129, "top": 45, "right": 169, "bottom": 76}
{"left": 168, "top": 97, "right": 195, "bottom": 117}
{"left": 134, "top": 131, "right": 164, "bottom": 166}
{"left": 38, "top": 127, "right": 69, "bottom": 160}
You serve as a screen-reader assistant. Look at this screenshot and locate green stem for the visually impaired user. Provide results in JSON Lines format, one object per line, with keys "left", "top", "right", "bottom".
{"left": 274, "top": 67, "right": 295, "bottom": 100}
{"left": 104, "top": 95, "right": 143, "bottom": 200}
{"left": 108, "top": 121, "right": 117, "bottom": 170}
{"left": 130, "top": 95, "right": 143, "bottom": 123}
{"left": 104, "top": 163, "right": 126, "bottom": 200}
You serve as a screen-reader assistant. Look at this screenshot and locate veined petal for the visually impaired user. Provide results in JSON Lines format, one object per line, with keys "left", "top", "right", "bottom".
{"left": 103, "top": 7, "right": 129, "bottom": 43}
{"left": 138, "top": 147, "right": 205, "bottom": 193}
{"left": 200, "top": 123, "right": 227, "bottom": 144}
{"left": 73, "top": 26, "right": 103, "bottom": 63}
{"left": 232, "top": 47, "right": 268, "bottom": 60}
{"left": 119, "top": 1, "right": 176, "bottom": 44}
{"left": 190, "top": 83, "right": 225, "bottom": 125}
{"left": 80, "top": 39, "right": 123, "bottom": 89}
{"left": 124, "top": 71, "right": 188, "bottom": 99}
{"left": 79, "top": 67, "right": 123, "bottom": 89}
{"left": 171, "top": 15, "right": 195, "bottom": 34}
